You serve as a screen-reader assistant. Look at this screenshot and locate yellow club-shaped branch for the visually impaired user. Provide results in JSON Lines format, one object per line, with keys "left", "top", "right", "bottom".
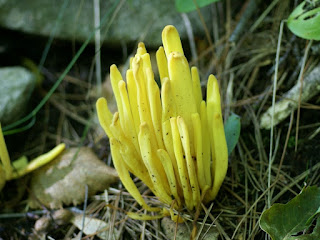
{"left": 96, "top": 25, "right": 228, "bottom": 220}
{"left": 0, "top": 123, "right": 65, "bottom": 191}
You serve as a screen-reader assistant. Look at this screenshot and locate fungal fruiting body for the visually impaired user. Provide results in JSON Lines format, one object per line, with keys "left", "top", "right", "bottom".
{"left": 96, "top": 25, "right": 228, "bottom": 220}
{"left": 0, "top": 123, "right": 65, "bottom": 191}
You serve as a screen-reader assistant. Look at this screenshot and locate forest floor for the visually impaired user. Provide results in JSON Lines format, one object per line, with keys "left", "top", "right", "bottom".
{"left": 1, "top": 0, "right": 320, "bottom": 239}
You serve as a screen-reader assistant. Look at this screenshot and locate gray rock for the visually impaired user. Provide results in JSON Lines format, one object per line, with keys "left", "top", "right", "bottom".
{"left": 0, "top": 0, "right": 211, "bottom": 48}
{"left": 0, "top": 67, "right": 36, "bottom": 125}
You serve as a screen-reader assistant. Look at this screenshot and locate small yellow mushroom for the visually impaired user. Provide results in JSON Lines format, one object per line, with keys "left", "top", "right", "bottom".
{"left": 96, "top": 25, "right": 228, "bottom": 222}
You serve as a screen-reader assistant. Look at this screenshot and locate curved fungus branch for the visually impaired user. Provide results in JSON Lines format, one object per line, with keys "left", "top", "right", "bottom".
{"left": 0, "top": 124, "right": 65, "bottom": 190}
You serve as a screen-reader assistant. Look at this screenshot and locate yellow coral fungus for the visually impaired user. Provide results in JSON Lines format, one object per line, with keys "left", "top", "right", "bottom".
{"left": 96, "top": 25, "right": 228, "bottom": 220}
{"left": 0, "top": 123, "right": 65, "bottom": 191}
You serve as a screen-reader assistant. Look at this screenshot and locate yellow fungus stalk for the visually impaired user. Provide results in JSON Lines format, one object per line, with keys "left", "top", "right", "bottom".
{"left": 0, "top": 124, "right": 12, "bottom": 180}
{"left": 96, "top": 25, "right": 228, "bottom": 221}
{"left": 0, "top": 124, "right": 65, "bottom": 191}
{"left": 12, "top": 143, "right": 65, "bottom": 179}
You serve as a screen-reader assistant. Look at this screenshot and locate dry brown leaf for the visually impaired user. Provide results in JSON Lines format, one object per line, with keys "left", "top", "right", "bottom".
{"left": 28, "top": 147, "right": 118, "bottom": 208}
{"left": 71, "top": 214, "right": 119, "bottom": 239}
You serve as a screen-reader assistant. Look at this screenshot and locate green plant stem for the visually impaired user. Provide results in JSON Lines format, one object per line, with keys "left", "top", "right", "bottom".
{"left": 3, "top": 117, "right": 36, "bottom": 136}
{"left": 38, "top": 0, "right": 71, "bottom": 69}
{"left": 268, "top": 20, "right": 285, "bottom": 209}
{"left": 295, "top": 40, "right": 313, "bottom": 152}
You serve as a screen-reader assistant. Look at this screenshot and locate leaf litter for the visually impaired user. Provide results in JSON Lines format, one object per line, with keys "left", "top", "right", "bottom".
{"left": 28, "top": 147, "right": 118, "bottom": 209}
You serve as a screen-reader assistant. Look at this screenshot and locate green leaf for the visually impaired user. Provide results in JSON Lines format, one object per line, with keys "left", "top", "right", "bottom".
{"left": 260, "top": 186, "right": 320, "bottom": 240}
{"left": 287, "top": 0, "right": 320, "bottom": 40}
{"left": 224, "top": 113, "right": 241, "bottom": 155}
{"left": 295, "top": 218, "right": 320, "bottom": 240}
{"left": 294, "top": 218, "right": 320, "bottom": 240}
{"left": 12, "top": 156, "right": 28, "bottom": 171}
{"left": 175, "top": 0, "right": 220, "bottom": 13}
